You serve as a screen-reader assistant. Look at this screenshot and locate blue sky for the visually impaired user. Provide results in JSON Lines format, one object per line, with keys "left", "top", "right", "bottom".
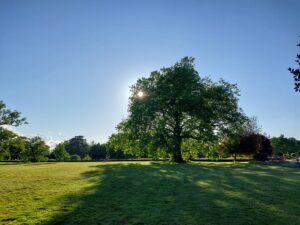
{"left": 0, "top": 0, "right": 299, "bottom": 146}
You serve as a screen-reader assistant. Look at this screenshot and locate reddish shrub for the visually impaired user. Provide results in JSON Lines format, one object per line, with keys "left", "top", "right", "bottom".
{"left": 238, "top": 134, "right": 273, "bottom": 161}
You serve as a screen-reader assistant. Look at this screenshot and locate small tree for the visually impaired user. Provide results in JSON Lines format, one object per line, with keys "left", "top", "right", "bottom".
{"left": 26, "top": 137, "right": 50, "bottom": 162}
{"left": 70, "top": 154, "right": 81, "bottom": 161}
{"left": 52, "top": 143, "right": 70, "bottom": 161}
{"left": 82, "top": 155, "right": 92, "bottom": 161}
{"left": 219, "top": 117, "right": 261, "bottom": 162}
{"left": 239, "top": 134, "right": 273, "bottom": 161}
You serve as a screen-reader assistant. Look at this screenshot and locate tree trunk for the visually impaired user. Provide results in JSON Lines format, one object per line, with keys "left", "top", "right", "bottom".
{"left": 233, "top": 153, "right": 236, "bottom": 163}
{"left": 171, "top": 111, "right": 184, "bottom": 163}
{"left": 171, "top": 136, "right": 184, "bottom": 163}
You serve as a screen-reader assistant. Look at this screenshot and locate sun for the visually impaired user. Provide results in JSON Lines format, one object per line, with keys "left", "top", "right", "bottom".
{"left": 137, "top": 91, "right": 144, "bottom": 98}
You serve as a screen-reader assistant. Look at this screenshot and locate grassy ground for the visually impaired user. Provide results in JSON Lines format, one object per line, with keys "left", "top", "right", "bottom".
{"left": 0, "top": 161, "right": 299, "bottom": 225}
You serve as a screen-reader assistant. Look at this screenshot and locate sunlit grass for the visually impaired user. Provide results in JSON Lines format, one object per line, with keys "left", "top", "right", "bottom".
{"left": 0, "top": 161, "right": 299, "bottom": 225}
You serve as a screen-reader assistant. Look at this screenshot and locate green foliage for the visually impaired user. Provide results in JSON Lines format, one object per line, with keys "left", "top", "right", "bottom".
{"left": 26, "top": 137, "right": 49, "bottom": 162}
{"left": 89, "top": 143, "right": 107, "bottom": 160}
{"left": 110, "top": 57, "right": 246, "bottom": 162}
{"left": 181, "top": 139, "right": 201, "bottom": 160}
{"left": 8, "top": 137, "right": 27, "bottom": 160}
{"left": 82, "top": 155, "right": 92, "bottom": 161}
{"left": 220, "top": 133, "right": 273, "bottom": 161}
{"left": 51, "top": 143, "right": 70, "bottom": 161}
{"left": 271, "top": 135, "right": 300, "bottom": 155}
{"left": 219, "top": 116, "right": 262, "bottom": 160}
{"left": 288, "top": 40, "right": 300, "bottom": 92}
{"left": 0, "top": 127, "right": 16, "bottom": 160}
{"left": 0, "top": 100, "right": 27, "bottom": 126}
{"left": 70, "top": 154, "right": 81, "bottom": 161}
{"left": 64, "top": 136, "right": 90, "bottom": 158}
{"left": 0, "top": 127, "right": 27, "bottom": 160}
{"left": 106, "top": 147, "right": 130, "bottom": 159}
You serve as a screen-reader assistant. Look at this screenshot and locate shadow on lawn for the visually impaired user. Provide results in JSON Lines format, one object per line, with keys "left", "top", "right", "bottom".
{"left": 45, "top": 162, "right": 300, "bottom": 225}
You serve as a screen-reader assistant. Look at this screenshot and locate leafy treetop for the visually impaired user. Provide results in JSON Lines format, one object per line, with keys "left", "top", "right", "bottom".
{"left": 0, "top": 100, "right": 27, "bottom": 126}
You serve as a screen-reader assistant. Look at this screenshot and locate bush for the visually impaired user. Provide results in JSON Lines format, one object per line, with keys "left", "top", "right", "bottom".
{"left": 239, "top": 134, "right": 273, "bottom": 161}
{"left": 82, "top": 155, "right": 92, "bottom": 161}
{"left": 70, "top": 154, "right": 81, "bottom": 161}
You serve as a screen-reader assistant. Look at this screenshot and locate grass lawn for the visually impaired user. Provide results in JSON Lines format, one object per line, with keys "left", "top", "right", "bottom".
{"left": 0, "top": 161, "right": 299, "bottom": 225}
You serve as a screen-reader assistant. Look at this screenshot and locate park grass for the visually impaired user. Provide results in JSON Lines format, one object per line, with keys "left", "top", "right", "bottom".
{"left": 0, "top": 161, "right": 300, "bottom": 225}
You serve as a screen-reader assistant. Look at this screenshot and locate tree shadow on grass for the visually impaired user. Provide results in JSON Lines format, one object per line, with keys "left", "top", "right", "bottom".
{"left": 45, "top": 162, "right": 300, "bottom": 225}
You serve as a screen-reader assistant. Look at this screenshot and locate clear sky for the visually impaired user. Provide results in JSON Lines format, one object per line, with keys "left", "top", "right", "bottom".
{"left": 0, "top": 0, "right": 299, "bottom": 147}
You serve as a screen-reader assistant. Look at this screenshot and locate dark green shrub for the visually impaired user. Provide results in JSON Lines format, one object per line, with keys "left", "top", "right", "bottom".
{"left": 82, "top": 155, "right": 91, "bottom": 161}
{"left": 70, "top": 154, "right": 81, "bottom": 161}
{"left": 239, "top": 134, "right": 273, "bottom": 161}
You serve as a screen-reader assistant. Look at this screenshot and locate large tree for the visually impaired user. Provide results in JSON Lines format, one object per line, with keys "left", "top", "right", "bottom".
{"left": 288, "top": 41, "right": 300, "bottom": 92}
{"left": 110, "top": 57, "right": 246, "bottom": 162}
{"left": 0, "top": 100, "right": 27, "bottom": 126}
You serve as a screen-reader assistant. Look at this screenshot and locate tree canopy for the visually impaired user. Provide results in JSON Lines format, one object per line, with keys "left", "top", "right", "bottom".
{"left": 0, "top": 100, "right": 27, "bottom": 126}
{"left": 26, "top": 136, "right": 49, "bottom": 162}
{"left": 271, "top": 135, "right": 300, "bottom": 155}
{"left": 109, "top": 57, "right": 247, "bottom": 162}
{"left": 64, "top": 136, "right": 90, "bottom": 158}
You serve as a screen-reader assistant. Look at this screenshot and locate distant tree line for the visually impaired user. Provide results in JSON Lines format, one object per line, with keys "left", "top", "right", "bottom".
{"left": 0, "top": 130, "right": 133, "bottom": 162}
{"left": 0, "top": 127, "right": 49, "bottom": 162}
{"left": 49, "top": 135, "right": 133, "bottom": 161}
{"left": 2, "top": 124, "right": 299, "bottom": 162}
{"left": 270, "top": 135, "right": 300, "bottom": 159}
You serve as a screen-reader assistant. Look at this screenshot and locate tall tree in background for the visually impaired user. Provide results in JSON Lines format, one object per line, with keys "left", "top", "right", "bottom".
{"left": 288, "top": 40, "right": 300, "bottom": 92}
{"left": 64, "top": 136, "right": 89, "bottom": 158}
{"left": 89, "top": 143, "right": 107, "bottom": 160}
{"left": 0, "top": 100, "right": 27, "bottom": 126}
{"left": 111, "top": 57, "right": 246, "bottom": 162}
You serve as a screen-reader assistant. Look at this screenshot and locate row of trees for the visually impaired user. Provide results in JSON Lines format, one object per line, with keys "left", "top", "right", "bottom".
{"left": 271, "top": 135, "right": 300, "bottom": 158}
{"left": 1, "top": 122, "right": 298, "bottom": 162}
{"left": 0, "top": 127, "right": 49, "bottom": 162}
{"left": 50, "top": 136, "right": 131, "bottom": 161}
{"left": 0, "top": 129, "right": 131, "bottom": 162}
{"left": 0, "top": 101, "right": 131, "bottom": 162}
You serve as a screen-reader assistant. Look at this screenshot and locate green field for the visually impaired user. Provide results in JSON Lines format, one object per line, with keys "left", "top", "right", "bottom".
{"left": 0, "top": 161, "right": 299, "bottom": 225}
